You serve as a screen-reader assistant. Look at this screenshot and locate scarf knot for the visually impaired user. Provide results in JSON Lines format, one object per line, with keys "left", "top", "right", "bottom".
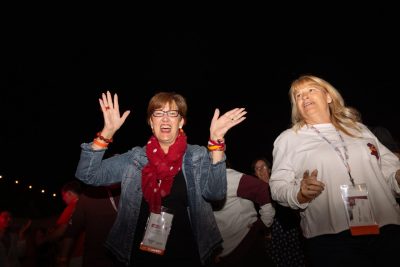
{"left": 141, "top": 130, "right": 187, "bottom": 213}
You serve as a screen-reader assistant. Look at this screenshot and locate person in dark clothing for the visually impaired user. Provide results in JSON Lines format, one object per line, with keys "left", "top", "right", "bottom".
{"left": 58, "top": 184, "right": 121, "bottom": 267}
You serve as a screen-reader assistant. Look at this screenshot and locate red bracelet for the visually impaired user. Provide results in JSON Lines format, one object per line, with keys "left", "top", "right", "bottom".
{"left": 96, "top": 132, "right": 113, "bottom": 143}
{"left": 93, "top": 139, "right": 109, "bottom": 148}
{"left": 207, "top": 138, "right": 226, "bottom": 151}
{"left": 208, "top": 138, "right": 225, "bottom": 145}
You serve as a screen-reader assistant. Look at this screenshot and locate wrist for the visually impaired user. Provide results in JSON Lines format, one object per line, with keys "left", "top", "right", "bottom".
{"left": 208, "top": 138, "right": 225, "bottom": 152}
{"left": 209, "top": 137, "right": 224, "bottom": 143}
{"left": 298, "top": 188, "right": 312, "bottom": 203}
{"left": 96, "top": 131, "right": 113, "bottom": 143}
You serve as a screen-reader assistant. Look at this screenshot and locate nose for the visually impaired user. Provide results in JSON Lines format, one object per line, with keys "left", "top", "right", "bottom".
{"left": 161, "top": 114, "right": 170, "bottom": 121}
{"left": 301, "top": 91, "right": 310, "bottom": 99}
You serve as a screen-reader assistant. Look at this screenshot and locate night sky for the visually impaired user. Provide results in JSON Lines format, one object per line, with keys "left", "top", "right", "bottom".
{"left": 2, "top": 24, "right": 400, "bottom": 215}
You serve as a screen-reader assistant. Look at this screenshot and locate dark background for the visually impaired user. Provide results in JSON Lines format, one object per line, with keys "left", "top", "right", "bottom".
{"left": 1, "top": 18, "right": 399, "bottom": 216}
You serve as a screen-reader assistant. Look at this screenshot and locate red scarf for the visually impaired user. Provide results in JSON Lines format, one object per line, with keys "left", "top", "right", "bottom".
{"left": 141, "top": 129, "right": 187, "bottom": 213}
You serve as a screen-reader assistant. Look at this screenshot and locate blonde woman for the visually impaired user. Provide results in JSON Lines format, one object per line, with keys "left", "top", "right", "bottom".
{"left": 269, "top": 75, "right": 400, "bottom": 266}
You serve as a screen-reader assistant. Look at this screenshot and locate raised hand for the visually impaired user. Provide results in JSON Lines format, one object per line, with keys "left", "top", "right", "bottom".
{"left": 99, "top": 91, "right": 131, "bottom": 137}
{"left": 210, "top": 108, "right": 247, "bottom": 140}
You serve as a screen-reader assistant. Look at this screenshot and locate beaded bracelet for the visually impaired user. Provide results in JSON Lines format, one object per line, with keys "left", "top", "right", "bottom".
{"left": 96, "top": 132, "right": 113, "bottom": 143}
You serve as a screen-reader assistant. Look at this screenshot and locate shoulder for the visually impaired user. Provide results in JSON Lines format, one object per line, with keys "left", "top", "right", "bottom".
{"left": 227, "top": 168, "right": 243, "bottom": 180}
{"left": 129, "top": 146, "right": 146, "bottom": 155}
{"left": 348, "top": 122, "right": 372, "bottom": 137}
{"left": 115, "top": 146, "right": 147, "bottom": 168}
{"left": 356, "top": 122, "right": 371, "bottom": 133}
{"left": 274, "top": 128, "right": 299, "bottom": 146}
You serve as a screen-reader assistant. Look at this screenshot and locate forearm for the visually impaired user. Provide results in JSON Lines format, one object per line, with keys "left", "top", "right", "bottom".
{"left": 210, "top": 150, "right": 224, "bottom": 163}
{"left": 75, "top": 143, "right": 127, "bottom": 185}
{"left": 259, "top": 203, "right": 275, "bottom": 227}
{"left": 270, "top": 179, "right": 309, "bottom": 210}
{"left": 202, "top": 158, "right": 227, "bottom": 200}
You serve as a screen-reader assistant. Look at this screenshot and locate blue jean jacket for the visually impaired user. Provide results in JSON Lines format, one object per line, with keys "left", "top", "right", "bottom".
{"left": 75, "top": 143, "right": 226, "bottom": 266}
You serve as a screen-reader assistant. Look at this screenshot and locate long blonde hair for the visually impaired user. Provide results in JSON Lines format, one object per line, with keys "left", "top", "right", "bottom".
{"left": 289, "top": 75, "right": 361, "bottom": 137}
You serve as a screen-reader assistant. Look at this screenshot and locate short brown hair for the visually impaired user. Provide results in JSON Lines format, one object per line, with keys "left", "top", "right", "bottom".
{"left": 147, "top": 92, "right": 187, "bottom": 125}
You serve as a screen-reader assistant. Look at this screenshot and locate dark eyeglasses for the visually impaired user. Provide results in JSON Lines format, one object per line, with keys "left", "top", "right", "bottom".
{"left": 152, "top": 110, "right": 180, "bottom": 117}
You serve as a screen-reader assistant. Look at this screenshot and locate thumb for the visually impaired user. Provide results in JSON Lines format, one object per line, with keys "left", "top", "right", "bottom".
{"left": 212, "top": 108, "right": 220, "bottom": 121}
{"left": 310, "top": 169, "right": 318, "bottom": 180}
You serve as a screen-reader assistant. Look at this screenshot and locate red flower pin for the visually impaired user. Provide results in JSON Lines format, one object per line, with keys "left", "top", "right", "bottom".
{"left": 367, "top": 143, "right": 379, "bottom": 160}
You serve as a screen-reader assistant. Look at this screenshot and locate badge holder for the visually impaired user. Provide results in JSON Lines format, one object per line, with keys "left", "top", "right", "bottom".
{"left": 340, "top": 183, "right": 379, "bottom": 236}
{"left": 140, "top": 207, "right": 174, "bottom": 255}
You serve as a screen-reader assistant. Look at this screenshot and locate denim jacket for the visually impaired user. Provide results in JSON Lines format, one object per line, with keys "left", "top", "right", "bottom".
{"left": 75, "top": 142, "right": 226, "bottom": 266}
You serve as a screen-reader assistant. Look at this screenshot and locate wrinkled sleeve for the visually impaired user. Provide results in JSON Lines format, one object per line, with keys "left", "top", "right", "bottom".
{"left": 200, "top": 147, "right": 227, "bottom": 200}
{"left": 370, "top": 133, "right": 400, "bottom": 196}
{"left": 237, "top": 174, "right": 275, "bottom": 227}
{"left": 378, "top": 142, "right": 400, "bottom": 196}
{"left": 270, "top": 135, "right": 309, "bottom": 210}
{"left": 75, "top": 142, "right": 137, "bottom": 186}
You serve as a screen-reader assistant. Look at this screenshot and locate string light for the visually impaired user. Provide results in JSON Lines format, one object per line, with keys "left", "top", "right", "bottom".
{"left": 0, "top": 173, "right": 64, "bottom": 218}
{"left": 0, "top": 173, "right": 59, "bottom": 198}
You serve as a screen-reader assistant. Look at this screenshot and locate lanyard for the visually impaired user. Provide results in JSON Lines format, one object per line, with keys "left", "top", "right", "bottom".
{"left": 310, "top": 125, "right": 355, "bottom": 186}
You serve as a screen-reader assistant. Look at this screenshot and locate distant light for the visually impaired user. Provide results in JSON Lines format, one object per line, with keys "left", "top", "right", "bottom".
{"left": 15, "top": 180, "right": 19, "bottom": 184}
{"left": 0, "top": 175, "right": 2, "bottom": 179}
{"left": 41, "top": 189, "right": 45, "bottom": 193}
{"left": 28, "top": 185, "right": 33, "bottom": 189}
{"left": 52, "top": 193, "right": 57, "bottom": 197}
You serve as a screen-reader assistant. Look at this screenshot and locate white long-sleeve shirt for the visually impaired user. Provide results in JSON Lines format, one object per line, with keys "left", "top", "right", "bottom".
{"left": 270, "top": 123, "right": 400, "bottom": 238}
{"left": 213, "top": 168, "right": 275, "bottom": 256}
